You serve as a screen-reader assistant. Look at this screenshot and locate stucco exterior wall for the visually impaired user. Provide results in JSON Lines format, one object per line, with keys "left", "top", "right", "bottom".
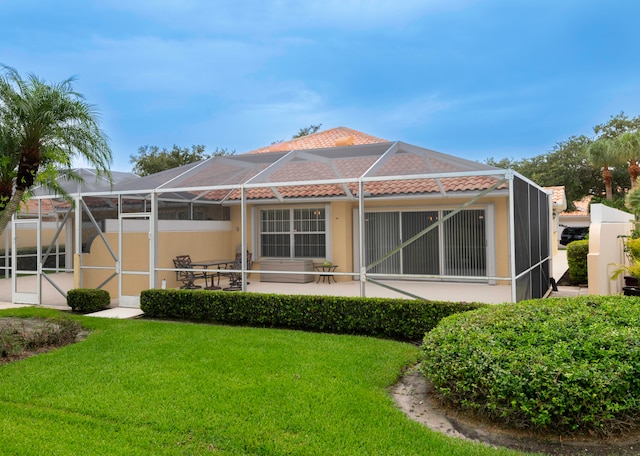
{"left": 80, "top": 194, "right": 515, "bottom": 297}
{"left": 587, "top": 204, "right": 635, "bottom": 296}
{"left": 6, "top": 223, "right": 66, "bottom": 250}
{"left": 81, "top": 220, "right": 233, "bottom": 296}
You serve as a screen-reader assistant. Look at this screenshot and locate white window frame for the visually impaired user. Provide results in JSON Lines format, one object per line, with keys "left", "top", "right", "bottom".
{"left": 256, "top": 205, "right": 331, "bottom": 260}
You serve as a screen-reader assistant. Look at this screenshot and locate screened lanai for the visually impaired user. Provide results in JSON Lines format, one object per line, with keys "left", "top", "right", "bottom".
{"left": 18, "top": 141, "right": 552, "bottom": 306}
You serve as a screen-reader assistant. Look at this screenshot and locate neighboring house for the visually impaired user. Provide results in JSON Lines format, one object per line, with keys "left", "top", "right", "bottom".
{"left": 543, "top": 186, "right": 567, "bottom": 254}
{"left": 22, "top": 127, "right": 552, "bottom": 305}
{"left": 559, "top": 196, "right": 591, "bottom": 229}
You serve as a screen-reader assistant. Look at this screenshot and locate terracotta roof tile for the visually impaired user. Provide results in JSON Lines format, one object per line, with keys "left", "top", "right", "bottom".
{"left": 246, "top": 126, "right": 387, "bottom": 154}
{"left": 543, "top": 186, "right": 566, "bottom": 206}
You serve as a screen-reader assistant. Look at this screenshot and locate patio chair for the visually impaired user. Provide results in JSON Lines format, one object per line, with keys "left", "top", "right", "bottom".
{"left": 222, "top": 257, "right": 242, "bottom": 291}
{"left": 222, "top": 251, "right": 252, "bottom": 291}
{"left": 173, "top": 255, "right": 206, "bottom": 289}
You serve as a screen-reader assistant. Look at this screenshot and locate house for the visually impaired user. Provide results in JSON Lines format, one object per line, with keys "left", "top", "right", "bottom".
{"left": 16, "top": 127, "right": 553, "bottom": 305}
{"left": 543, "top": 186, "right": 567, "bottom": 253}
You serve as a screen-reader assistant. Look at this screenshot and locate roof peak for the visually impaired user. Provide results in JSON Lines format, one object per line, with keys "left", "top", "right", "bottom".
{"left": 246, "top": 126, "right": 388, "bottom": 154}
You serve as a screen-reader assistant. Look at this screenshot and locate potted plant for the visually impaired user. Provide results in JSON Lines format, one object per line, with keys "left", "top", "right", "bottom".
{"left": 612, "top": 236, "right": 640, "bottom": 293}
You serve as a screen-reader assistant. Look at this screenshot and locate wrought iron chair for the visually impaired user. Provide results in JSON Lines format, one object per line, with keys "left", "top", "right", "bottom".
{"left": 173, "top": 255, "right": 206, "bottom": 289}
{"left": 222, "top": 251, "right": 252, "bottom": 291}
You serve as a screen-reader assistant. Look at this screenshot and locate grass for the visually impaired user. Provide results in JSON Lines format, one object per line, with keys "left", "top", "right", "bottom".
{"left": 0, "top": 307, "right": 524, "bottom": 455}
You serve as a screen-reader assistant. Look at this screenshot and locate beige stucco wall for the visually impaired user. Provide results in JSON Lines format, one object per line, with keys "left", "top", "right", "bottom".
{"left": 81, "top": 195, "right": 514, "bottom": 297}
{"left": 587, "top": 204, "right": 635, "bottom": 296}
{"left": 82, "top": 221, "right": 233, "bottom": 296}
{"left": 249, "top": 195, "right": 511, "bottom": 284}
{"left": 587, "top": 222, "right": 632, "bottom": 295}
{"left": 6, "top": 224, "right": 66, "bottom": 250}
{"left": 329, "top": 201, "right": 354, "bottom": 278}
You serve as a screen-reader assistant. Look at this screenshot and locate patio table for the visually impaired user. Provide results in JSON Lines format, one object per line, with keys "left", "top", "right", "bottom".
{"left": 191, "top": 259, "right": 235, "bottom": 289}
{"left": 314, "top": 263, "right": 338, "bottom": 284}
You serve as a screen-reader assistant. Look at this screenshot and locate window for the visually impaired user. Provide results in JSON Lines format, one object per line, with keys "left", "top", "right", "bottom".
{"left": 260, "top": 208, "right": 326, "bottom": 258}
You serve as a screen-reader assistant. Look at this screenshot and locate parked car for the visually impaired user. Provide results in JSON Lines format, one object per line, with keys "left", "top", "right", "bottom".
{"left": 560, "top": 226, "right": 589, "bottom": 246}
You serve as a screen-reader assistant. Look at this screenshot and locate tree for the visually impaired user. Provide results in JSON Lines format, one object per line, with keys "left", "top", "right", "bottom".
{"left": 593, "top": 112, "right": 640, "bottom": 140}
{"left": 486, "top": 135, "right": 597, "bottom": 211}
{"left": 292, "top": 123, "right": 322, "bottom": 139}
{"left": 614, "top": 130, "right": 640, "bottom": 189}
{"left": 0, "top": 65, "right": 112, "bottom": 236}
{"left": 130, "top": 145, "right": 234, "bottom": 176}
{"left": 594, "top": 112, "right": 640, "bottom": 191}
{"left": 587, "top": 138, "right": 619, "bottom": 201}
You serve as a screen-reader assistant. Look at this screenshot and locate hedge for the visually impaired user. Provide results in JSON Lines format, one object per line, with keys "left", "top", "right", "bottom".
{"left": 67, "top": 288, "right": 111, "bottom": 313}
{"left": 420, "top": 295, "right": 640, "bottom": 435}
{"left": 140, "top": 289, "right": 486, "bottom": 341}
{"left": 566, "top": 239, "right": 589, "bottom": 285}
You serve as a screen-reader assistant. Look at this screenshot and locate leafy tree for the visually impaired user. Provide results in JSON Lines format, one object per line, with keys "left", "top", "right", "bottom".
{"left": 130, "top": 145, "right": 234, "bottom": 176}
{"left": 486, "top": 115, "right": 640, "bottom": 208}
{"left": 594, "top": 112, "right": 640, "bottom": 191}
{"left": 487, "top": 135, "right": 597, "bottom": 211}
{"left": 593, "top": 112, "right": 640, "bottom": 139}
{"left": 292, "top": 123, "right": 322, "bottom": 139}
{"left": 0, "top": 65, "right": 112, "bottom": 236}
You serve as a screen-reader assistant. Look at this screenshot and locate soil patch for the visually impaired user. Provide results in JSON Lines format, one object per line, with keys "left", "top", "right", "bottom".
{"left": 391, "top": 366, "right": 640, "bottom": 455}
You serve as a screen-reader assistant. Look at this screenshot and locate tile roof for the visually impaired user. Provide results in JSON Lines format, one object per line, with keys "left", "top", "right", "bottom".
{"left": 544, "top": 186, "right": 567, "bottom": 211}
{"left": 196, "top": 141, "right": 506, "bottom": 201}
{"left": 246, "top": 126, "right": 387, "bottom": 154}
{"left": 561, "top": 195, "right": 591, "bottom": 216}
{"left": 72, "top": 128, "right": 509, "bottom": 203}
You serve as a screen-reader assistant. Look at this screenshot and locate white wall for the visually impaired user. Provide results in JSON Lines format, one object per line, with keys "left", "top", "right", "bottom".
{"left": 587, "top": 204, "right": 634, "bottom": 295}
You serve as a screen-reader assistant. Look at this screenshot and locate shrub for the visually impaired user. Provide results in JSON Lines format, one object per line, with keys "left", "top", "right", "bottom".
{"left": 420, "top": 296, "right": 640, "bottom": 435}
{"left": 140, "top": 289, "right": 486, "bottom": 342}
{"left": 67, "top": 288, "right": 110, "bottom": 313}
{"left": 1, "top": 316, "right": 82, "bottom": 360}
{"left": 566, "top": 239, "right": 589, "bottom": 284}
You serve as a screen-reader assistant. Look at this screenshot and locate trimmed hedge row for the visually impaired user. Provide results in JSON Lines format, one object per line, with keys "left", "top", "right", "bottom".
{"left": 567, "top": 239, "right": 589, "bottom": 285}
{"left": 67, "top": 288, "right": 110, "bottom": 313}
{"left": 420, "top": 295, "right": 640, "bottom": 435}
{"left": 140, "top": 289, "right": 486, "bottom": 341}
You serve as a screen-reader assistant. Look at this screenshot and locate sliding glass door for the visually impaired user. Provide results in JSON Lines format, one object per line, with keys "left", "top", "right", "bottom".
{"left": 363, "top": 209, "right": 486, "bottom": 278}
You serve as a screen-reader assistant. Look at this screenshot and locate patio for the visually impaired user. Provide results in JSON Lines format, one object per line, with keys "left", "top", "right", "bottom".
{"left": 0, "top": 250, "right": 573, "bottom": 311}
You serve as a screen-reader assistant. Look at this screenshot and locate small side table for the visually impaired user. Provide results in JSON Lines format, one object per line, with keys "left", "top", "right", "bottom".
{"left": 314, "top": 264, "right": 338, "bottom": 284}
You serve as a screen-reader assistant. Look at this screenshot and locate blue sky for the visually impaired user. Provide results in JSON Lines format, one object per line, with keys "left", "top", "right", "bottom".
{"left": 2, "top": 0, "right": 639, "bottom": 172}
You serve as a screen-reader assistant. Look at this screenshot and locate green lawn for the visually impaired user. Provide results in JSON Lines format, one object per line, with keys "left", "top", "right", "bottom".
{"left": 0, "top": 307, "right": 524, "bottom": 455}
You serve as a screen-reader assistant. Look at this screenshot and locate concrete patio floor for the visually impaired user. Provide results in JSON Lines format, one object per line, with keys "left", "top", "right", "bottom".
{"left": 0, "top": 251, "right": 582, "bottom": 318}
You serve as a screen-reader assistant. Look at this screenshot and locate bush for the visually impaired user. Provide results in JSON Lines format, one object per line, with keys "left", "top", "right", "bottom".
{"left": 420, "top": 296, "right": 640, "bottom": 435}
{"left": 67, "top": 288, "right": 110, "bottom": 313}
{"left": 140, "top": 289, "right": 486, "bottom": 342}
{"left": 1, "top": 316, "right": 82, "bottom": 360}
{"left": 566, "top": 239, "right": 589, "bottom": 284}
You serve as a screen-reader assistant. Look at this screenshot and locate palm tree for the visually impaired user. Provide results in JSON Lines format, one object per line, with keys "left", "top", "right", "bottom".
{"left": 615, "top": 130, "right": 640, "bottom": 189}
{"left": 588, "top": 138, "right": 619, "bottom": 201}
{"left": 0, "top": 65, "right": 112, "bottom": 235}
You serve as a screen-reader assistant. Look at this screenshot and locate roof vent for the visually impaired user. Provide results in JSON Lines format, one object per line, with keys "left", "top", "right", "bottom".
{"left": 334, "top": 136, "right": 355, "bottom": 146}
